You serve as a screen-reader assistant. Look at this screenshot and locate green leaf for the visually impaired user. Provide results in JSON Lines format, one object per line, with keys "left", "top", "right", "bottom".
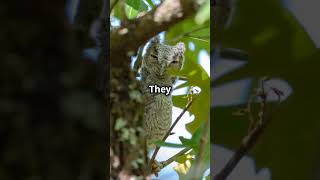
{"left": 172, "top": 59, "right": 210, "bottom": 133}
{"left": 125, "top": 0, "right": 148, "bottom": 19}
{"left": 125, "top": 5, "right": 139, "bottom": 19}
{"left": 174, "top": 153, "right": 193, "bottom": 164}
{"left": 173, "top": 159, "right": 192, "bottom": 177}
{"left": 179, "top": 136, "right": 194, "bottom": 148}
{"left": 145, "top": 0, "right": 155, "bottom": 9}
{"left": 152, "top": 140, "right": 185, "bottom": 148}
{"left": 126, "top": 0, "right": 148, "bottom": 11}
{"left": 184, "top": 122, "right": 210, "bottom": 179}
{"left": 214, "top": 0, "right": 316, "bottom": 86}
{"left": 111, "top": 2, "right": 124, "bottom": 20}
{"left": 179, "top": 124, "right": 206, "bottom": 152}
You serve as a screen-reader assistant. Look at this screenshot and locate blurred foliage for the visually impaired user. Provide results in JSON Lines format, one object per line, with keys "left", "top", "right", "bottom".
{"left": 213, "top": 0, "right": 320, "bottom": 179}
{"left": 195, "top": 0, "right": 210, "bottom": 25}
{"left": 173, "top": 156, "right": 192, "bottom": 178}
{"left": 0, "top": 0, "right": 106, "bottom": 179}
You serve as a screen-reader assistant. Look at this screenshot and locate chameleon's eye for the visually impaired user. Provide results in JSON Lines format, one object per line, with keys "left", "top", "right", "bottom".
{"left": 150, "top": 54, "right": 158, "bottom": 59}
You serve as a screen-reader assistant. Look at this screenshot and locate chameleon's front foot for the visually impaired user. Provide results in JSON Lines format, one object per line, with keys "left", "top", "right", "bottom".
{"left": 151, "top": 160, "right": 163, "bottom": 177}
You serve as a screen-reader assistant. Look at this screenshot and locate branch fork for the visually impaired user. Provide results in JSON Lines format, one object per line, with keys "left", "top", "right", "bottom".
{"left": 214, "top": 78, "right": 284, "bottom": 180}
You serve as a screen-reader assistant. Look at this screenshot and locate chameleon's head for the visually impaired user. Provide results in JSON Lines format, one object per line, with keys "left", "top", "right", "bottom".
{"left": 144, "top": 36, "right": 185, "bottom": 76}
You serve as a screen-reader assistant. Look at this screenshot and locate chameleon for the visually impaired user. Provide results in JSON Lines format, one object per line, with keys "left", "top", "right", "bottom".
{"left": 140, "top": 36, "right": 185, "bottom": 144}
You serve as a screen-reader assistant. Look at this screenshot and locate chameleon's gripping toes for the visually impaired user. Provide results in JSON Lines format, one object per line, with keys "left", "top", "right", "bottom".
{"left": 140, "top": 36, "right": 185, "bottom": 143}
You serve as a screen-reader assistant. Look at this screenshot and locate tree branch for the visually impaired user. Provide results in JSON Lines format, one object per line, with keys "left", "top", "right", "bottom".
{"left": 149, "top": 97, "right": 195, "bottom": 173}
{"left": 160, "top": 147, "right": 192, "bottom": 168}
{"left": 219, "top": 48, "right": 249, "bottom": 61}
{"left": 154, "top": 113, "right": 209, "bottom": 177}
{"left": 167, "top": 25, "right": 209, "bottom": 43}
{"left": 110, "top": 0, "right": 197, "bottom": 64}
{"left": 214, "top": 81, "right": 282, "bottom": 180}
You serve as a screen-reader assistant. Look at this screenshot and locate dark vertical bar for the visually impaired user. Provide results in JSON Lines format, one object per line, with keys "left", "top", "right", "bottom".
{"left": 98, "top": 0, "right": 110, "bottom": 178}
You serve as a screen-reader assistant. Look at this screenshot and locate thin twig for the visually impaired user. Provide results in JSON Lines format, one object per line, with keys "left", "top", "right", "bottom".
{"left": 149, "top": 97, "right": 196, "bottom": 171}
{"left": 168, "top": 25, "right": 209, "bottom": 43}
{"left": 185, "top": 35, "right": 210, "bottom": 39}
{"left": 160, "top": 147, "right": 192, "bottom": 168}
{"left": 186, "top": 36, "right": 210, "bottom": 43}
{"left": 214, "top": 81, "right": 282, "bottom": 180}
{"left": 247, "top": 92, "right": 256, "bottom": 132}
{"left": 214, "top": 97, "right": 267, "bottom": 180}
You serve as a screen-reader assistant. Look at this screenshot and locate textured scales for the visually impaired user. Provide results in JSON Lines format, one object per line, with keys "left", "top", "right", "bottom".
{"left": 140, "top": 36, "right": 185, "bottom": 143}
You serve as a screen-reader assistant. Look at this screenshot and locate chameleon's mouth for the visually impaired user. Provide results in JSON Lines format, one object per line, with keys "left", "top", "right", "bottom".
{"left": 169, "top": 60, "right": 180, "bottom": 70}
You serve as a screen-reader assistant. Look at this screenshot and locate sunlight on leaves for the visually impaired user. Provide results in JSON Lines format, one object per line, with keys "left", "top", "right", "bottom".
{"left": 173, "top": 159, "right": 192, "bottom": 176}
{"left": 175, "top": 154, "right": 193, "bottom": 164}
{"left": 125, "top": 0, "right": 148, "bottom": 19}
{"left": 145, "top": 0, "right": 155, "bottom": 9}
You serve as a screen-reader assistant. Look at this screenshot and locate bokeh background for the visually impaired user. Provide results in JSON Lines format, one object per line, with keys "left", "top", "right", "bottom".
{"left": 213, "top": 0, "right": 320, "bottom": 179}
{"left": 0, "top": 0, "right": 106, "bottom": 179}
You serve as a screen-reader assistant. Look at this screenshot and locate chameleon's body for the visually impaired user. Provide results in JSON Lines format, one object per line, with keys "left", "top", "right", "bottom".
{"left": 140, "top": 36, "right": 185, "bottom": 143}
